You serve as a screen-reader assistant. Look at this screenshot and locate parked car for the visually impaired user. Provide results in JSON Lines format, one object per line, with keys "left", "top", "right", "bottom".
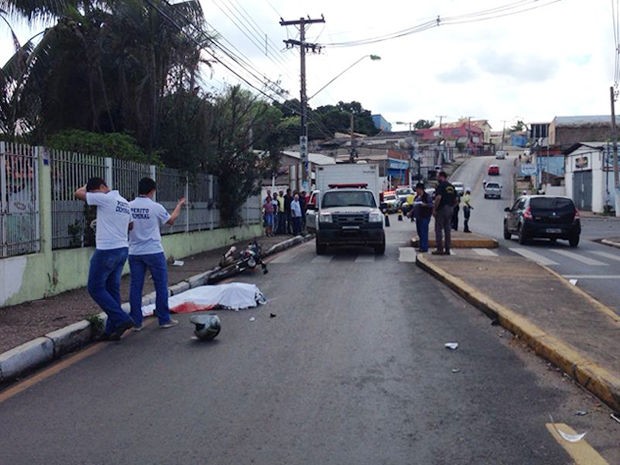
{"left": 382, "top": 190, "right": 401, "bottom": 213}
{"left": 488, "top": 165, "right": 500, "bottom": 176}
{"left": 503, "top": 195, "right": 581, "bottom": 247}
{"left": 452, "top": 181, "right": 464, "bottom": 196}
{"left": 395, "top": 186, "right": 413, "bottom": 204}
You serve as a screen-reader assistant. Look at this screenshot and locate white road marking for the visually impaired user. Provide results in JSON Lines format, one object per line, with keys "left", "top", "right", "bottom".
{"left": 399, "top": 247, "right": 417, "bottom": 262}
{"left": 552, "top": 250, "right": 607, "bottom": 266}
{"left": 509, "top": 247, "right": 558, "bottom": 266}
{"left": 473, "top": 248, "right": 498, "bottom": 256}
{"left": 590, "top": 250, "right": 620, "bottom": 262}
{"left": 563, "top": 275, "right": 620, "bottom": 279}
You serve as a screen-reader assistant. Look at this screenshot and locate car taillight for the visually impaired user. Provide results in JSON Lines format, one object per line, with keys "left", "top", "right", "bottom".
{"left": 523, "top": 206, "right": 533, "bottom": 220}
{"left": 574, "top": 208, "right": 580, "bottom": 220}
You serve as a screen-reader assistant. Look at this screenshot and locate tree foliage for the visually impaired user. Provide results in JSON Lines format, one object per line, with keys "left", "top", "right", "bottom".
{"left": 202, "top": 86, "right": 282, "bottom": 225}
{"left": 47, "top": 129, "right": 150, "bottom": 162}
{"left": 1, "top": 0, "right": 208, "bottom": 155}
{"left": 510, "top": 120, "right": 528, "bottom": 132}
{"left": 415, "top": 119, "right": 435, "bottom": 129}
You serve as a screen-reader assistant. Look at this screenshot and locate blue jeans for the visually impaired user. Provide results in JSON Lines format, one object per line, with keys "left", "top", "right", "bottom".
{"left": 128, "top": 252, "right": 172, "bottom": 327}
{"left": 292, "top": 216, "right": 301, "bottom": 235}
{"left": 88, "top": 247, "right": 133, "bottom": 334}
{"left": 415, "top": 216, "right": 430, "bottom": 251}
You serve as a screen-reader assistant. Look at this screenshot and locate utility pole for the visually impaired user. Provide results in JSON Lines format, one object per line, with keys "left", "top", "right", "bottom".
{"left": 463, "top": 115, "right": 474, "bottom": 155}
{"left": 610, "top": 86, "right": 620, "bottom": 216}
{"left": 281, "top": 15, "right": 325, "bottom": 191}
{"left": 436, "top": 115, "right": 446, "bottom": 164}
{"left": 500, "top": 120, "right": 508, "bottom": 151}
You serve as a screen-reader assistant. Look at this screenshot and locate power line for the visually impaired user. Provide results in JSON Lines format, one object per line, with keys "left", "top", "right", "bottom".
{"left": 212, "top": 0, "right": 289, "bottom": 68}
{"left": 318, "top": 0, "right": 562, "bottom": 48}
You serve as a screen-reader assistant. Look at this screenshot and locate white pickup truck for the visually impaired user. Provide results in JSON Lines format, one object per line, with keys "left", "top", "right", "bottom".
{"left": 483, "top": 181, "right": 502, "bottom": 199}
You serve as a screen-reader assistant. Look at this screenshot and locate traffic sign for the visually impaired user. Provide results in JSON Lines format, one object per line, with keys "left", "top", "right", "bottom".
{"left": 521, "top": 163, "right": 536, "bottom": 176}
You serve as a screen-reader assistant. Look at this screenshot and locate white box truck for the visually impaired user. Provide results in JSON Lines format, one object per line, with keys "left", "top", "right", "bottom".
{"left": 314, "top": 163, "right": 381, "bottom": 202}
{"left": 306, "top": 163, "right": 385, "bottom": 255}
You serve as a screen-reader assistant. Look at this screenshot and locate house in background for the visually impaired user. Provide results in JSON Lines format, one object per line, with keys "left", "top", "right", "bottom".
{"left": 528, "top": 116, "right": 618, "bottom": 213}
{"left": 564, "top": 142, "right": 616, "bottom": 214}
{"left": 416, "top": 119, "right": 488, "bottom": 155}
{"left": 469, "top": 119, "right": 493, "bottom": 144}
{"left": 371, "top": 114, "right": 392, "bottom": 132}
{"left": 549, "top": 116, "right": 618, "bottom": 148}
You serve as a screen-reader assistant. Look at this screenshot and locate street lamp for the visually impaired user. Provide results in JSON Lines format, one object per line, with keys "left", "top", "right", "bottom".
{"left": 300, "top": 54, "right": 380, "bottom": 189}
{"left": 395, "top": 121, "right": 414, "bottom": 135}
{"left": 307, "top": 54, "right": 381, "bottom": 101}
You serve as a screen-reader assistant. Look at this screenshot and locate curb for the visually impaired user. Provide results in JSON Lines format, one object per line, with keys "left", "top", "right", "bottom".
{"left": 410, "top": 236, "right": 499, "bottom": 249}
{"left": 0, "top": 235, "right": 312, "bottom": 386}
{"left": 416, "top": 253, "right": 620, "bottom": 413}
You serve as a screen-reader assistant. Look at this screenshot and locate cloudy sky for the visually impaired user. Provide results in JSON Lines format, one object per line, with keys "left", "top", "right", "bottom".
{"left": 1, "top": 0, "right": 617, "bottom": 132}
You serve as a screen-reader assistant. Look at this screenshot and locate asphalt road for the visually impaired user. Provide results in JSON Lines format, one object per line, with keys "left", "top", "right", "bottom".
{"left": 451, "top": 154, "right": 620, "bottom": 314}
{"left": 0, "top": 220, "right": 617, "bottom": 464}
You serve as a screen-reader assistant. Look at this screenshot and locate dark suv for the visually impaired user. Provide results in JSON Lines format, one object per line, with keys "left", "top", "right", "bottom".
{"left": 503, "top": 195, "right": 581, "bottom": 247}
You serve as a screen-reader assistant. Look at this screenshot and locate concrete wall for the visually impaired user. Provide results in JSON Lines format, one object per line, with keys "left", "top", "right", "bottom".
{"left": 0, "top": 224, "right": 262, "bottom": 308}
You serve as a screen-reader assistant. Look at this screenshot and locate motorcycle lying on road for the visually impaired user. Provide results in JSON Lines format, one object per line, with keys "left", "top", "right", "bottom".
{"left": 207, "top": 239, "right": 268, "bottom": 284}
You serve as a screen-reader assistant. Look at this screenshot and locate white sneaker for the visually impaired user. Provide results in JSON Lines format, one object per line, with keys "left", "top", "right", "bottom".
{"left": 160, "top": 319, "right": 179, "bottom": 329}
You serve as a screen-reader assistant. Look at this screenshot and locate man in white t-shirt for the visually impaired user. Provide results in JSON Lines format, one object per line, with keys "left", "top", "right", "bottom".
{"left": 74, "top": 177, "right": 134, "bottom": 340}
{"left": 128, "top": 177, "right": 185, "bottom": 330}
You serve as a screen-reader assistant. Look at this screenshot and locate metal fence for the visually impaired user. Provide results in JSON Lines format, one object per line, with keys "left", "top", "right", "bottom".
{"left": 51, "top": 149, "right": 107, "bottom": 249}
{"left": 1, "top": 143, "right": 261, "bottom": 257}
{"left": 0, "top": 142, "right": 40, "bottom": 256}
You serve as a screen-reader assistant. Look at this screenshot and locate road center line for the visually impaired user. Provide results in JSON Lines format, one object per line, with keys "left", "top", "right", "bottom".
{"left": 398, "top": 247, "right": 416, "bottom": 262}
{"left": 0, "top": 342, "right": 106, "bottom": 404}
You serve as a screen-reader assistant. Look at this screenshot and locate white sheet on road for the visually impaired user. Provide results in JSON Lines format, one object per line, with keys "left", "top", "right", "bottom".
{"left": 142, "top": 282, "right": 266, "bottom": 316}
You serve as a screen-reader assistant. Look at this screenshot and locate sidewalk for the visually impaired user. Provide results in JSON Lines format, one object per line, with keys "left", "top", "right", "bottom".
{"left": 413, "top": 225, "right": 620, "bottom": 412}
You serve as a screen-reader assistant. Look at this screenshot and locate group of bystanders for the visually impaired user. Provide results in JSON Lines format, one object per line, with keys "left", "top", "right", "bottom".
{"left": 262, "top": 188, "right": 308, "bottom": 237}
{"left": 408, "top": 171, "right": 474, "bottom": 256}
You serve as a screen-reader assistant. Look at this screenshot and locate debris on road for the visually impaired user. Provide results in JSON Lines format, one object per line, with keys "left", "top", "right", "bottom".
{"left": 444, "top": 342, "right": 459, "bottom": 350}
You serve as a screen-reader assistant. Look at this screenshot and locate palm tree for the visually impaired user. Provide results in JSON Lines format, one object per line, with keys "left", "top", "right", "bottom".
{"left": 1, "top": 0, "right": 210, "bottom": 151}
